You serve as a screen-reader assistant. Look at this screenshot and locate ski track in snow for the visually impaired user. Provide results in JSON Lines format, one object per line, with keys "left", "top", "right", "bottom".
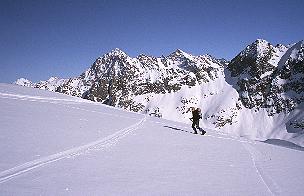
{"left": 0, "top": 116, "right": 147, "bottom": 184}
{"left": 158, "top": 120, "right": 282, "bottom": 195}
{"left": 242, "top": 143, "right": 282, "bottom": 196}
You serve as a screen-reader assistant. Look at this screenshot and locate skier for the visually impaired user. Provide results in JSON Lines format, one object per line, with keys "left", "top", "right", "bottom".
{"left": 190, "top": 107, "right": 205, "bottom": 135}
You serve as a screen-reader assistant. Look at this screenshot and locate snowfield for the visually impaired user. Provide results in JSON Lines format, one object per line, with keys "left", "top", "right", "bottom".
{"left": 0, "top": 83, "right": 304, "bottom": 195}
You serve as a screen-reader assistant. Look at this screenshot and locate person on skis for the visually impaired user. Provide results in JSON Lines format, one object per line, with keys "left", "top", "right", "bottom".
{"left": 190, "top": 107, "right": 205, "bottom": 135}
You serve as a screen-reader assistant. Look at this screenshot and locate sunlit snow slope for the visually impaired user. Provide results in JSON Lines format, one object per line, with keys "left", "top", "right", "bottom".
{"left": 0, "top": 83, "right": 303, "bottom": 195}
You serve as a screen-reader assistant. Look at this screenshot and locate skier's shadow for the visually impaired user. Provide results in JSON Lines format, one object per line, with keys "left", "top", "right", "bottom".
{"left": 163, "top": 126, "right": 191, "bottom": 133}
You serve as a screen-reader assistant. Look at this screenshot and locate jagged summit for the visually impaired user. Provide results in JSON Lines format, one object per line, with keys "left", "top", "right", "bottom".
{"left": 47, "top": 76, "right": 59, "bottom": 82}
{"left": 110, "top": 48, "right": 125, "bottom": 54}
{"left": 228, "top": 39, "right": 291, "bottom": 78}
{"left": 102, "top": 48, "right": 128, "bottom": 59}
{"left": 255, "top": 38, "right": 269, "bottom": 44}
{"left": 92, "top": 48, "right": 130, "bottom": 71}
{"left": 238, "top": 39, "right": 272, "bottom": 58}
{"left": 166, "top": 49, "right": 195, "bottom": 64}
{"left": 14, "top": 78, "right": 33, "bottom": 87}
{"left": 169, "top": 49, "right": 192, "bottom": 57}
{"left": 174, "top": 49, "right": 187, "bottom": 54}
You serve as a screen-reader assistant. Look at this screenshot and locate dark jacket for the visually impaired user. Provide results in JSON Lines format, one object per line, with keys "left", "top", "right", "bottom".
{"left": 192, "top": 109, "right": 201, "bottom": 120}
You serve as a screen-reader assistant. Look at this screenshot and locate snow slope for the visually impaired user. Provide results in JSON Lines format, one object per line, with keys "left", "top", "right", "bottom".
{"left": 1, "top": 83, "right": 304, "bottom": 195}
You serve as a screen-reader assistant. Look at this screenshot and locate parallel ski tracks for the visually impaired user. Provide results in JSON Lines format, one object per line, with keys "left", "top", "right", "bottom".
{"left": 0, "top": 116, "right": 146, "bottom": 184}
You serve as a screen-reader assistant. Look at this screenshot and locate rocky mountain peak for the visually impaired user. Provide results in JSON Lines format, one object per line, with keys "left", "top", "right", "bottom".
{"left": 255, "top": 38, "right": 269, "bottom": 44}
{"left": 108, "top": 48, "right": 127, "bottom": 57}
{"left": 90, "top": 48, "right": 133, "bottom": 76}
{"left": 228, "top": 39, "right": 278, "bottom": 78}
{"left": 97, "top": 48, "right": 128, "bottom": 60}
{"left": 174, "top": 49, "right": 186, "bottom": 54}
{"left": 240, "top": 39, "right": 272, "bottom": 58}
{"left": 198, "top": 54, "right": 227, "bottom": 66}
{"left": 47, "top": 76, "right": 59, "bottom": 82}
{"left": 275, "top": 43, "right": 287, "bottom": 50}
{"left": 227, "top": 39, "right": 304, "bottom": 116}
{"left": 14, "top": 78, "right": 33, "bottom": 87}
{"left": 168, "top": 49, "right": 193, "bottom": 60}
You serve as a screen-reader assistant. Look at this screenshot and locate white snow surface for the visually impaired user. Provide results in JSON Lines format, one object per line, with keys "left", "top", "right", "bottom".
{"left": 1, "top": 83, "right": 304, "bottom": 195}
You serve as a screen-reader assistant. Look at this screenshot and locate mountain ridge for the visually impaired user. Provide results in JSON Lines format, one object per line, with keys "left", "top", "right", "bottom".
{"left": 14, "top": 39, "right": 304, "bottom": 146}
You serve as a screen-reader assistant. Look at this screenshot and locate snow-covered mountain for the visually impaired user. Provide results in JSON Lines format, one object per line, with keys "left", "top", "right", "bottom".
{"left": 226, "top": 39, "right": 304, "bottom": 144}
{"left": 1, "top": 83, "right": 304, "bottom": 195}
{"left": 228, "top": 39, "right": 304, "bottom": 114}
{"left": 15, "top": 76, "right": 66, "bottom": 92}
{"left": 15, "top": 39, "right": 304, "bottom": 147}
{"left": 14, "top": 78, "right": 33, "bottom": 87}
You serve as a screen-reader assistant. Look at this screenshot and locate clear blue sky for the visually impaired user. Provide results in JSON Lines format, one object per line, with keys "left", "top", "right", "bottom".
{"left": 1, "top": 0, "right": 303, "bottom": 83}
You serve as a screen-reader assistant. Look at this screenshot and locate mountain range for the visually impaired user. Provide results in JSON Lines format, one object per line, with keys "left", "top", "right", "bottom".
{"left": 15, "top": 39, "right": 304, "bottom": 146}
